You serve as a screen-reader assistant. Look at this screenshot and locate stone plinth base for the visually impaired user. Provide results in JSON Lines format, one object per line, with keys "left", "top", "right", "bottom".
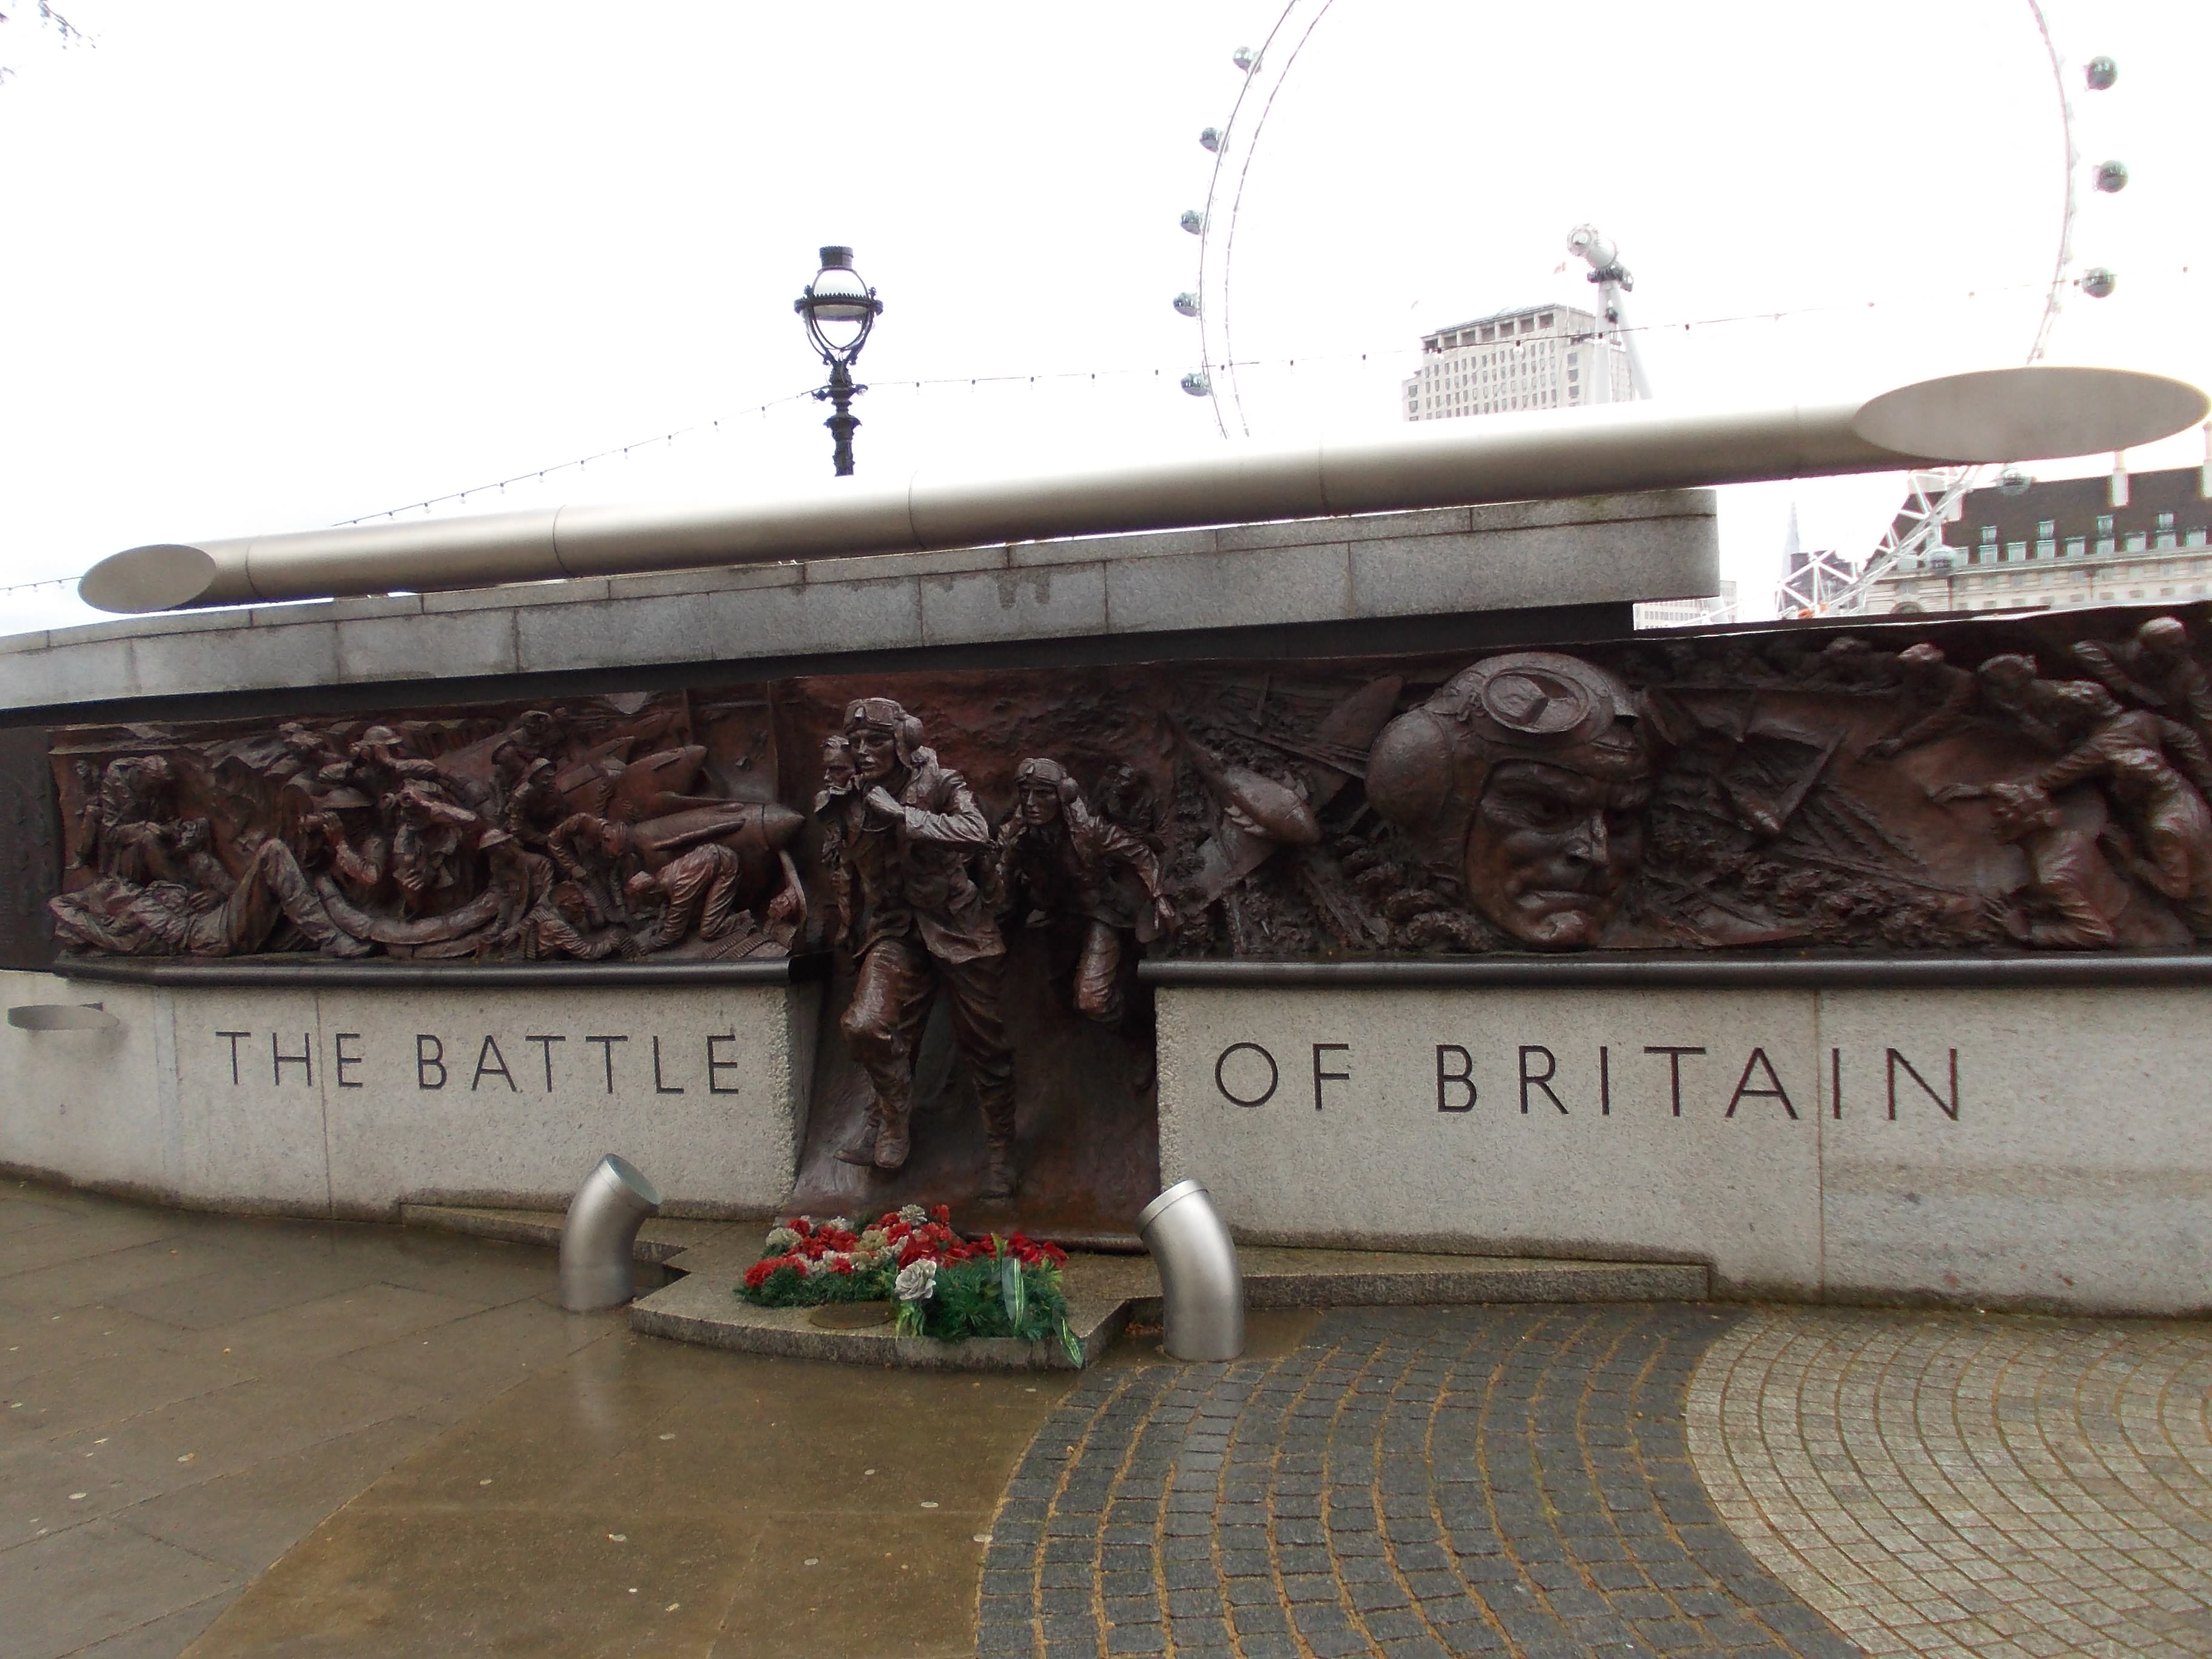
{"left": 0, "top": 964, "right": 819, "bottom": 1219}
{"left": 617, "top": 1233, "right": 1706, "bottom": 1370}
{"left": 1153, "top": 966, "right": 2212, "bottom": 1316}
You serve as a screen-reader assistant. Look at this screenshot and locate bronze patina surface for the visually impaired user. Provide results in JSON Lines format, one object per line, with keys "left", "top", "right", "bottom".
{"left": 39, "top": 608, "right": 2212, "bottom": 1228}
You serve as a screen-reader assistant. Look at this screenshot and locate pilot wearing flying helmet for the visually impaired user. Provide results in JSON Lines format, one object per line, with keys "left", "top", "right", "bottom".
{"left": 820, "top": 697, "right": 1019, "bottom": 1197}
{"left": 1367, "top": 652, "right": 1652, "bottom": 951}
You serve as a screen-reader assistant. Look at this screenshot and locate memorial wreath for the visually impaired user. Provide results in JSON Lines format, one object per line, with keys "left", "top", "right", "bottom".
{"left": 738, "top": 1204, "right": 1082, "bottom": 1362}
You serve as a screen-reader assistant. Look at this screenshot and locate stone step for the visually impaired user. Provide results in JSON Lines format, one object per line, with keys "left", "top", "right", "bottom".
{"left": 631, "top": 1245, "right": 1708, "bottom": 1372}
{"left": 398, "top": 1202, "right": 739, "bottom": 1263}
{"left": 401, "top": 1203, "right": 1709, "bottom": 1370}
{"left": 628, "top": 1270, "right": 1136, "bottom": 1372}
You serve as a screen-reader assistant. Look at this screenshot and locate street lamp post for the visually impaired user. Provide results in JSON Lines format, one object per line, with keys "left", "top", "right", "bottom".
{"left": 794, "top": 246, "right": 883, "bottom": 478}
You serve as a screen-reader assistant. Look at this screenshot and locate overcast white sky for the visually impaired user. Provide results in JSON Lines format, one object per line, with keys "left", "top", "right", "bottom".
{"left": 1, "top": 0, "right": 2206, "bottom": 637}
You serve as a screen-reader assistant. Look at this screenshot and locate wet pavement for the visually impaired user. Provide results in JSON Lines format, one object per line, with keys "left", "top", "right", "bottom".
{"left": 0, "top": 1179, "right": 619, "bottom": 1657}
{"left": 982, "top": 1305, "right": 1854, "bottom": 1659}
{"left": 6, "top": 1179, "right": 2212, "bottom": 1658}
{"left": 1690, "top": 1309, "right": 2212, "bottom": 1658}
{"left": 186, "top": 1332, "right": 1070, "bottom": 1657}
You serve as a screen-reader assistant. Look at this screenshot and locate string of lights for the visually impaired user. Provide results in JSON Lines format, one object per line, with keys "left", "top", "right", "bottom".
{"left": 331, "top": 265, "right": 2198, "bottom": 528}
{"left": 329, "top": 388, "right": 825, "bottom": 524}
{"left": 0, "top": 574, "right": 83, "bottom": 598}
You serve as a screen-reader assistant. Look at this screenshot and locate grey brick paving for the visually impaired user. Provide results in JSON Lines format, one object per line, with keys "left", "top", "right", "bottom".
{"left": 1687, "top": 1309, "right": 2212, "bottom": 1659}
{"left": 977, "top": 1304, "right": 1856, "bottom": 1658}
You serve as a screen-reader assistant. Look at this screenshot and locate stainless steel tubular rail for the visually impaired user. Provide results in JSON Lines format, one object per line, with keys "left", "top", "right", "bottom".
{"left": 558, "top": 1154, "right": 662, "bottom": 1312}
{"left": 77, "top": 366, "right": 2210, "bottom": 613}
{"left": 1136, "top": 1179, "right": 1246, "bottom": 1362}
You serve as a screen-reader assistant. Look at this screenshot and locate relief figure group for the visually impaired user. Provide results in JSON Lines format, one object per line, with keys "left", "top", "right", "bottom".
{"left": 46, "top": 608, "right": 2212, "bottom": 1201}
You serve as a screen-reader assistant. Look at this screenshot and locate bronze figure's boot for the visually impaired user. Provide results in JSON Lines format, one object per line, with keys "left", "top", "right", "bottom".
{"left": 873, "top": 1089, "right": 913, "bottom": 1172}
{"left": 834, "top": 1103, "right": 881, "bottom": 1167}
{"left": 979, "top": 1137, "right": 1018, "bottom": 1202}
{"left": 978, "top": 1095, "right": 1019, "bottom": 1201}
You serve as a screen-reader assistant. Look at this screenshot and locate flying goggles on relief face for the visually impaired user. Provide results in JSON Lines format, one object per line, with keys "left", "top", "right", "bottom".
{"left": 1367, "top": 652, "right": 1646, "bottom": 875}
{"left": 842, "top": 699, "right": 927, "bottom": 769}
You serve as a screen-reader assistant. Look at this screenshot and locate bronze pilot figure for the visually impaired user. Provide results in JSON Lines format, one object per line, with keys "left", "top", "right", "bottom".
{"left": 996, "top": 757, "right": 1173, "bottom": 1024}
{"left": 820, "top": 699, "right": 1019, "bottom": 1198}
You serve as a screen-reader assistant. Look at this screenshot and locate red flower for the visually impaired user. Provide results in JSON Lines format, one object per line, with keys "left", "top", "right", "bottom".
{"left": 743, "top": 1259, "right": 777, "bottom": 1289}
{"left": 790, "top": 1218, "right": 814, "bottom": 1239}
{"left": 932, "top": 1203, "right": 951, "bottom": 1224}
{"left": 999, "top": 1233, "right": 1066, "bottom": 1267}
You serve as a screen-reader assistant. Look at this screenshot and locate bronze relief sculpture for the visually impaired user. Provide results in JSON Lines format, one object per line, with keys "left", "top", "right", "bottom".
{"left": 996, "top": 757, "right": 1175, "bottom": 1027}
{"left": 42, "top": 606, "right": 2212, "bottom": 1219}
{"left": 51, "top": 615, "right": 2212, "bottom": 976}
{"left": 49, "top": 696, "right": 802, "bottom": 964}
{"left": 1367, "top": 654, "right": 1652, "bottom": 951}
{"left": 816, "top": 699, "right": 1019, "bottom": 1196}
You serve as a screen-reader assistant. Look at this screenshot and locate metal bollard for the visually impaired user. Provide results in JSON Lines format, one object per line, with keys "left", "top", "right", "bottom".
{"left": 1136, "top": 1179, "right": 1245, "bottom": 1361}
{"left": 558, "top": 1155, "right": 662, "bottom": 1312}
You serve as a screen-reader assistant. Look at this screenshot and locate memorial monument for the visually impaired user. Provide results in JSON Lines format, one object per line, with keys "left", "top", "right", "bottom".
{"left": 6, "top": 365, "right": 2212, "bottom": 1312}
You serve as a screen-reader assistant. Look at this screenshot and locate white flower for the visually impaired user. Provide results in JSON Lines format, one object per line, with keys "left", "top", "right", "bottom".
{"left": 764, "top": 1226, "right": 800, "bottom": 1253}
{"left": 897, "top": 1204, "right": 928, "bottom": 1226}
{"left": 825, "top": 1216, "right": 854, "bottom": 1235}
{"left": 894, "top": 1259, "right": 939, "bottom": 1304}
{"left": 858, "top": 1227, "right": 890, "bottom": 1252}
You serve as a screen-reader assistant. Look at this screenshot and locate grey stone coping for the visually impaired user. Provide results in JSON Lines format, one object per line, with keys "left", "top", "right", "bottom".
{"left": 0, "top": 494, "right": 1716, "bottom": 712}
{"left": 1139, "top": 948, "right": 2212, "bottom": 988}
{"left": 54, "top": 951, "right": 829, "bottom": 988}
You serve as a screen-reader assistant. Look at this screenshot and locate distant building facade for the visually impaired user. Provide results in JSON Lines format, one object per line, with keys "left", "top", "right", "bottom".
{"left": 1861, "top": 464, "right": 2212, "bottom": 616}
{"left": 1402, "top": 303, "right": 1634, "bottom": 423}
{"left": 1634, "top": 581, "right": 1738, "bottom": 630}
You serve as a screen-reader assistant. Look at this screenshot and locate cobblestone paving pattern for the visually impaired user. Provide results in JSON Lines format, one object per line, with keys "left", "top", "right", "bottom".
{"left": 978, "top": 1304, "right": 1859, "bottom": 1658}
{"left": 1687, "top": 1309, "right": 2212, "bottom": 1659}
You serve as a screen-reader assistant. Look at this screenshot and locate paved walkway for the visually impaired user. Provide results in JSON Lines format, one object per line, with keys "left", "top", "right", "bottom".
{"left": 1689, "top": 1310, "right": 2212, "bottom": 1659}
{"left": 0, "top": 1179, "right": 1072, "bottom": 1658}
{"left": 8, "top": 1180, "right": 2212, "bottom": 1658}
{"left": 980, "top": 1305, "right": 1856, "bottom": 1658}
{"left": 0, "top": 1178, "right": 621, "bottom": 1657}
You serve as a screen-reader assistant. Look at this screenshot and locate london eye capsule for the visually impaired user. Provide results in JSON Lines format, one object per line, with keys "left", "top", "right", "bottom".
{"left": 1179, "top": 370, "right": 1212, "bottom": 397}
{"left": 1179, "top": 209, "right": 1205, "bottom": 235}
{"left": 2094, "top": 159, "right": 2129, "bottom": 194}
{"left": 2079, "top": 267, "right": 2118, "bottom": 299}
{"left": 2084, "top": 55, "right": 2117, "bottom": 91}
{"left": 1199, "top": 127, "right": 1221, "bottom": 153}
{"left": 1173, "top": 293, "right": 1201, "bottom": 318}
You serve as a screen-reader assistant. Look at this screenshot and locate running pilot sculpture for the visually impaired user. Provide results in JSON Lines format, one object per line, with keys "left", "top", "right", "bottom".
{"left": 818, "top": 699, "right": 1020, "bottom": 1199}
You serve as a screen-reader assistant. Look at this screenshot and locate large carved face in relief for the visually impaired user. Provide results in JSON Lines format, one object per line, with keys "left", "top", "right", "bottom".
{"left": 1367, "top": 653, "right": 1652, "bottom": 950}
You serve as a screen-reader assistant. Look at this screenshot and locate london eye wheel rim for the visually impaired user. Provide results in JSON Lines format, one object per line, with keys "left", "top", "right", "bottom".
{"left": 1178, "top": 1, "right": 2099, "bottom": 616}
{"left": 1803, "top": 1, "right": 2088, "bottom": 619}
